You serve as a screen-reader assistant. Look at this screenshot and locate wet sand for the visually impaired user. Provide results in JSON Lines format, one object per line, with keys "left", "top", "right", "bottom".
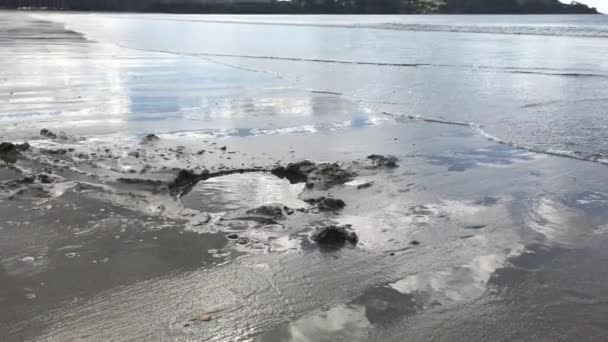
{"left": 2, "top": 11, "right": 608, "bottom": 342}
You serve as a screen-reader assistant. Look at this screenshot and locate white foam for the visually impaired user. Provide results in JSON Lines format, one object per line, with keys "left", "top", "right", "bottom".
{"left": 388, "top": 111, "right": 608, "bottom": 166}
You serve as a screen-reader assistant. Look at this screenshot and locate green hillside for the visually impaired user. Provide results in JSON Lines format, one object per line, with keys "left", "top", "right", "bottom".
{"left": 438, "top": 0, "right": 599, "bottom": 14}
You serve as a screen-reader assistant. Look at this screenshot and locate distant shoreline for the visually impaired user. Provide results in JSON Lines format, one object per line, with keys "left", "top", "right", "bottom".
{"left": 2, "top": 8, "right": 604, "bottom": 15}
{"left": 0, "top": 0, "right": 600, "bottom": 15}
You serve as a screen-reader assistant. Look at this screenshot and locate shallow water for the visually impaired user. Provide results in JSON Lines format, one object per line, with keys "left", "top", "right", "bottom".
{"left": 8, "top": 12, "right": 606, "bottom": 162}
{"left": 2, "top": 11, "right": 608, "bottom": 342}
{"left": 181, "top": 172, "right": 307, "bottom": 212}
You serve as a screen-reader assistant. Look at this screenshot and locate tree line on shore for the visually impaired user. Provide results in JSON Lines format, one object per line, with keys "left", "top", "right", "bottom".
{"left": 0, "top": 0, "right": 599, "bottom": 14}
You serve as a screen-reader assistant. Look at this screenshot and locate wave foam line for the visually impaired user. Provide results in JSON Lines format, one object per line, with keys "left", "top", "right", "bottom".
{"left": 386, "top": 111, "right": 608, "bottom": 166}
{"left": 165, "top": 51, "right": 608, "bottom": 79}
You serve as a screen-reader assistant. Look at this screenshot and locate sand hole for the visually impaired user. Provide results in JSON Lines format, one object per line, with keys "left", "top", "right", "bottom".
{"left": 181, "top": 172, "right": 307, "bottom": 213}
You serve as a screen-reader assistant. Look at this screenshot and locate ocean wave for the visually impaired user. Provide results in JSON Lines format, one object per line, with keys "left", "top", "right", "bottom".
{"left": 507, "top": 70, "right": 608, "bottom": 78}
{"left": 387, "top": 111, "right": 608, "bottom": 166}
{"left": 374, "top": 23, "right": 608, "bottom": 38}
{"left": 148, "top": 118, "right": 382, "bottom": 140}
{"left": 385, "top": 112, "right": 472, "bottom": 127}
{"left": 108, "top": 46, "right": 608, "bottom": 79}
{"left": 34, "top": 19, "right": 608, "bottom": 79}
{"left": 110, "top": 16, "right": 608, "bottom": 38}
{"left": 194, "top": 52, "right": 430, "bottom": 67}
{"left": 522, "top": 97, "right": 608, "bottom": 108}
{"left": 201, "top": 54, "right": 608, "bottom": 78}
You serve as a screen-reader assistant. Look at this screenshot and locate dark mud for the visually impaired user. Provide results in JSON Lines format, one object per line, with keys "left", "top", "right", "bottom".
{"left": 304, "top": 197, "right": 346, "bottom": 212}
{"left": 272, "top": 160, "right": 356, "bottom": 191}
{"left": 0, "top": 142, "right": 29, "bottom": 164}
{"left": 310, "top": 222, "right": 358, "bottom": 246}
{"left": 0, "top": 142, "right": 30, "bottom": 155}
{"left": 366, "top": 154, "right": 399, "bottom": 168}
{"left": 140, "top": 133, "right": 160, "bottom": 144}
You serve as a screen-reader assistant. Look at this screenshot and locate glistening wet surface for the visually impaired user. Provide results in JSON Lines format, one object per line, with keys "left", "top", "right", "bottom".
{"left": 2, "top": 11, "right": 608, "bottom": 342}
{"left": 181, "top": 172, "right": 307, "bottom": 213}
